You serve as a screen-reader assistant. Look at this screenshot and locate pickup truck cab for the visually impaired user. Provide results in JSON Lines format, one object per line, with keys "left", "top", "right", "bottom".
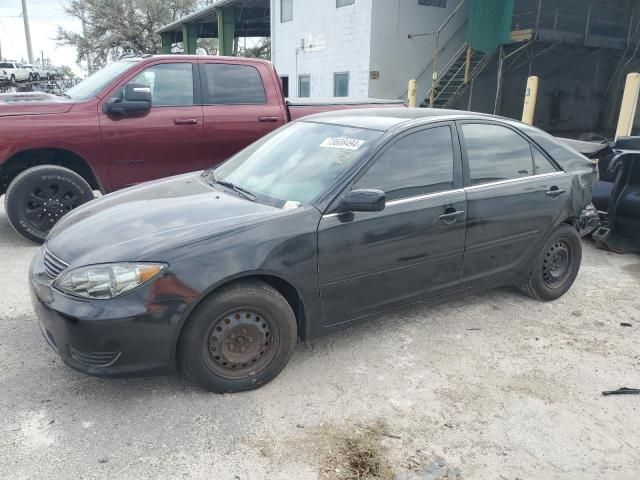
{"left": 0, "top": 55, "right": 402, "bottom": 242}
{"left": 0, "top": 62, "right": 31, "bottom": 83}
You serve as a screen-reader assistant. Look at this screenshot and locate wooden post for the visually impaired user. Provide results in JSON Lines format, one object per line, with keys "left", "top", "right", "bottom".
{"left": 522, "top": 76, "right": 540, "bottom": 125}
{"left": 616, "top": 72, "right": 640, "bottom": 139}
{"left": 408, "top": 79, "right": 417, "bottom": 108}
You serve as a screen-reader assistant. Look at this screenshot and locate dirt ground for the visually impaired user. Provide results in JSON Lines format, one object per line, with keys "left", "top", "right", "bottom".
{"left": 1, "top": 200, "right": 639, "bottom": 479}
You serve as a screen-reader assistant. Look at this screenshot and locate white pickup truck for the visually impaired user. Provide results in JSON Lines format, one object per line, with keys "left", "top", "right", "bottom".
{"left": 0, "top": 62, "right": 32, "bottom": 83}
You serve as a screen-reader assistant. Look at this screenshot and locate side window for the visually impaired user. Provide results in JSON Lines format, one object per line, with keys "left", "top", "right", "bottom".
{"left": 131, "top": 63, "right": 193, "bottom": 107}
{"left": 462, "top": 124, "right": 534, "bottom": 185}
{"left": 355, "top": 126, "right": 455, "bottom": 201}
{"left": 201, "top": 63, "right": 266, "bottom": 105}
{"left": 533, "top": 147, "right": 557, "bottom": 174}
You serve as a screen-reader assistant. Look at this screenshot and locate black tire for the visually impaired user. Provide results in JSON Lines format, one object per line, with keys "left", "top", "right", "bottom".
{"left": 4, "top": 165, "right": 94, "bottom": 243}
{"left": 519, "top": 223, "right": 582, "bottom": 301}
{"left": 178, "top": 280, "right": 297, "bottom": 393}
{"left": 28, "top": 73, "right": 33, "bottom": 82}
{"left": 10, "top": 74, "right": 15, "bottom": 84}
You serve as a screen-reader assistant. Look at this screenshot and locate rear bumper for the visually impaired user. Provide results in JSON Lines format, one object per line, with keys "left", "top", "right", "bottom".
{"left": 29, "top": 248, "right": 194, "bottom": 377}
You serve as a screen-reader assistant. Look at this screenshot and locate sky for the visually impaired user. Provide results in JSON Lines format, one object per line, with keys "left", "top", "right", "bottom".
{"left": 0, "top": 0, "right": 84, "bottom": 75}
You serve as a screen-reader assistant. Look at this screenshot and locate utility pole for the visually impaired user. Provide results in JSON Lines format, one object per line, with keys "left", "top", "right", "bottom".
{"left": 21, "top": 0, "right": 34, "bottom": 64}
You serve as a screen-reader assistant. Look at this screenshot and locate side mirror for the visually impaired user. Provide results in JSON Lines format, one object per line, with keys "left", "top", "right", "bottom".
{"left": 103, "top": 83, "right": 152, "bottom": 115}
{"left": 336, "top": 189, "right": 386, "bottom": 213}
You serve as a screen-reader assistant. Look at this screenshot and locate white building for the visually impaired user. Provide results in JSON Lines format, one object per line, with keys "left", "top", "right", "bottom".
{"left": 270, "top": 0, "right": 466, "bottom": 99}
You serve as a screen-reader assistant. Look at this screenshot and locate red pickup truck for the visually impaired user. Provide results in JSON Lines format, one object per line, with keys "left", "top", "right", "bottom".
{"left": 0, "top": 55, "right": 403, "bottom": 242}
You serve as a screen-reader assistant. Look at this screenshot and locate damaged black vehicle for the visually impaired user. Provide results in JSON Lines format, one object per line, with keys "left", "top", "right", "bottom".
{"left": 29, "top": 109, "right": 598, "bottom": 393}
{"left": 562, "top": 136, "right": 640, "bottom": 253}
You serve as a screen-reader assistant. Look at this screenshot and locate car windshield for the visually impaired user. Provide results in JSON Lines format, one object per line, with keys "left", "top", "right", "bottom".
{"left": 213, "top": 121, "right": 382, "bottom": 206}
{"left": 65, "top": 60, "right": 139, "bottom": 101}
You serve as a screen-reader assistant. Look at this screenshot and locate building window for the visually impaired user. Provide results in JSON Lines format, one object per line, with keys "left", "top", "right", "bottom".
{"left": 334, "top": 72, "right": 349, "bottom": 97}
{"left": 298, "top": 75, "right": 310, "bottom": 97}
{"left": 418, "top": 0, "right": 447, "bottom": 7}
{"left": 280, "top": 76, "right": 289, "bottom": 97}
{"left": 281, "top": 0, "right": 293, "bottom": 22}
{"left": 337, "top": 0, "right": 355, "bottom": 7}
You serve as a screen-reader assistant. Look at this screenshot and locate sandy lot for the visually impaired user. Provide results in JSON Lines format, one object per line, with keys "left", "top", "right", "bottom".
{"left": 1, "top": 200, "right": 639, "bottom": 479}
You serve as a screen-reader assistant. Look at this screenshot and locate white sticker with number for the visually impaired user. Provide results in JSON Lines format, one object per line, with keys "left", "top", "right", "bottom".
{"left": 320, "top": 137, "right": 365, "bottom": 151}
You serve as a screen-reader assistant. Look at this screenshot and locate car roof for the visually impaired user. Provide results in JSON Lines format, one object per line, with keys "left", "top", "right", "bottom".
{"left": 302, "top": 107, "right": 511, "bottom": 131}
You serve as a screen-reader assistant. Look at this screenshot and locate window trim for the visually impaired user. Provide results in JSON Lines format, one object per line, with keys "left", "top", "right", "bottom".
{"left": 333, "top": 71, "right": 350, "bottom": 97}
{"left": 456, "top": 120, "right": 563, "bottom": 188}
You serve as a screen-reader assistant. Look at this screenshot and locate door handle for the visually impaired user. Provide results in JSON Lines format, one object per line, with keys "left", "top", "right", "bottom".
{"left": 258, "top": 116, "right": 280, "bottom": 122}
{"left": 174, "top": 118, "right": 198, "bottom": 125}
{"left": 545, "top": 186, "right": 566, "bottom": 197}
{"left": 439, "top": 209, "right": 465, "bottom": 225}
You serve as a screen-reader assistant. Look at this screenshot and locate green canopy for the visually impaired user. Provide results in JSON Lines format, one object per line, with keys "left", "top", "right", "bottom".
{"left": 468, "top": 0, "right": 514, "bottom": 54}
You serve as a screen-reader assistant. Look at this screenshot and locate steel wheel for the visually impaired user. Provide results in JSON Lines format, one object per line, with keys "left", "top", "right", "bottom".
{"left": 541, "top": 239, "right": 572, "bottom": 288}
{"left": 202, "top": 308, "right": 278, "bottom": 379}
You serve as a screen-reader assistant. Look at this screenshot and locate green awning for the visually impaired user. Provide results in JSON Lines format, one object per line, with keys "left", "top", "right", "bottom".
{"left": 468, "top": 0, "right": 514, "bottom": 54}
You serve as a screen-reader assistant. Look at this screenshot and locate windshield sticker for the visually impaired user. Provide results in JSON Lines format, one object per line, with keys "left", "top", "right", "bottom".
{"left": 283, "top": 201, "right": 301, "bottom": 210}
{"left": 320, "top": 137, "right": 365, "bottom": 151}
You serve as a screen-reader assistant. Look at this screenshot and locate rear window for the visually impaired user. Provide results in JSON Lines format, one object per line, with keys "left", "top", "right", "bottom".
{"left": 200, "top": 63, "right": 267, "bottom": 105}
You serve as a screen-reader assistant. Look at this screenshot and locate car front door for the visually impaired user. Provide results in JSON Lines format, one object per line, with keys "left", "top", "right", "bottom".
{"left": 317, "top": 123, "right": 467, "bottom": 326}
{"left": 99, "top": 62, "right": 205, "bottom": 189}
{"left": 459, "top": 122, "right": 573, "bottom": 285}
{"left": 199, "top": 60, "right": 286, "bottom": 168}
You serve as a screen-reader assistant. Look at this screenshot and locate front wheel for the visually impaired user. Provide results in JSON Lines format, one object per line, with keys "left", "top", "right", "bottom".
{"left": 178, "top": 280, "right": 297, "bottom": 393}
{"left": 4, "top": 165, "right": 94, "bottom": 243}
{"left": 519, "top": 223, "right": 582, "bottom": 301}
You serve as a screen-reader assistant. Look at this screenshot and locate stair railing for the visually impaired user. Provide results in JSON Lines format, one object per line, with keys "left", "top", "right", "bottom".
{"left": 408, "top": 0, "right": 466, "bottom": 107}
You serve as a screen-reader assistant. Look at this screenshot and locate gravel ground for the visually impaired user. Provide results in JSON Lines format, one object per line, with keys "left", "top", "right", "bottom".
{"left": 1, "top": 199, "right": 639, "bottom": 480}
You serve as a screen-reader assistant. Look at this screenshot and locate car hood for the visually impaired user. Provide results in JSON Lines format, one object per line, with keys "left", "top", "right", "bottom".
{"left": 0, "top": 92, "right": 74, "bottom": 117}
{"left": 46, "top": 173, "right": 283, "bottom": 265}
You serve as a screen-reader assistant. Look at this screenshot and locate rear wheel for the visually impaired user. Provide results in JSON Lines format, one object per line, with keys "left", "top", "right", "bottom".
{"left": 10, "top": 74, "right": 15, "bottom": 84}
{"left": 178, "top": 280, "right": 297, "bottom": 393}
{"left": 519, "top": 224, "right": 582, "bottom": 301}
{"left": 4, "top": 165, "right": 94, "bottom": 243}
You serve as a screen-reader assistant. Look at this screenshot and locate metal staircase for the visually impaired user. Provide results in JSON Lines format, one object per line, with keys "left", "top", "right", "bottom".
{"left": 423, "top": 42, "right": 495, "bottom": 109}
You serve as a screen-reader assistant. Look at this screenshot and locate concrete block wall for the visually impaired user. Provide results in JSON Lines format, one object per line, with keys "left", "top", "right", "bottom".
{"left": 272, "top": 0, "right": 373, "bottom": 98}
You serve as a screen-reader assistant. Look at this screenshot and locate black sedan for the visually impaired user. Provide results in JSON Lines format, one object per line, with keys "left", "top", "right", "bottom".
{"left": 29, "top": 108, "right": 598, "bottom": 392}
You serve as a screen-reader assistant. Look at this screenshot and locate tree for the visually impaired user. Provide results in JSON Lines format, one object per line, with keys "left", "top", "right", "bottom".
{"left": 57, "top": 0, "right": 203, "bottom": 70}
{"left": 238, "top": 38, "right": 271, "bottom": 60}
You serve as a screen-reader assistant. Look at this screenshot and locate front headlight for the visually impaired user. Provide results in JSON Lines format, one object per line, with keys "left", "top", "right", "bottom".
{"left": 54, "top": 263, "right": 167, "bottom": 299}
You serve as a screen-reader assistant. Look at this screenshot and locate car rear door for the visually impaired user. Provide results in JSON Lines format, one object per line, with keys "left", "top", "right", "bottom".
{"left": 317, "top": 123, "right": 467, "bottom": 325}
{"left": 458, "top": 121, "right": 573, "bottom": 285}
{"left": 99, "top": 62, "right": 205, "bottom": 189}
{"left": 198, "top": 60, "right": 286, "bottom": 168}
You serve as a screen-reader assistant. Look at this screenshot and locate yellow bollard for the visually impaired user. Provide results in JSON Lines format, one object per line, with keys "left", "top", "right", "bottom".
{"left": 408, "top": 79, "right": 417, "bottom": 108}
{"left": 615, "top": 72, "right": 640, "bottom": 139}
{"left": 521, "top": 76, "right": 539, "bottom": 125}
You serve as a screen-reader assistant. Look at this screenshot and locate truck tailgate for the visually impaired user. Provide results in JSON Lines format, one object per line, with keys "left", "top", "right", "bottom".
{"left": 286, "top": 97, "right": 405, "bottom": 121}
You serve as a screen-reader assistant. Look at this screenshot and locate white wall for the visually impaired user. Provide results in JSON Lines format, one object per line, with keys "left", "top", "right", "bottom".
{"left": 369, "top": 0, "right": 468, "bottom": 100}
{"left": 272, "top": 0, "right": 373, "bottom": 98}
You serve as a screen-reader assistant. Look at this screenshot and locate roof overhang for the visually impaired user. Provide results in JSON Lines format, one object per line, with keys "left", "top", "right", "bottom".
{"left": 156, "top": 0, "right": 269, "bottom": 37}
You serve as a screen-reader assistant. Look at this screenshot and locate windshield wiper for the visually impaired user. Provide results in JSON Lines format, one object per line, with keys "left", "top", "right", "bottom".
{"left": 209, "top": 174, "right": 256, "bottom": 201}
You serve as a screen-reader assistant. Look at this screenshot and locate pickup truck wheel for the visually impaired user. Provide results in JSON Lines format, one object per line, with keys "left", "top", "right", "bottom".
{"left": 28, "top": 73, "right": 33, "bottom": 82}
{"left": 178, "top": 280, "right": 297, "bottom": 393}
{"left": 4, "top": 165, "right": 94, "bottom": 243}
{"left": 519, "top": 224, "right": 582, "bottom": 301}
{"left": 10, "top": 74, "right": 15, "bottom": 84}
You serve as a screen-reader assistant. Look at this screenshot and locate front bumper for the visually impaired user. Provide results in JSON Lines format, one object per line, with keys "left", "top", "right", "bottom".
{"left": 29, "top": 248, "right": 195, "bottom": 377}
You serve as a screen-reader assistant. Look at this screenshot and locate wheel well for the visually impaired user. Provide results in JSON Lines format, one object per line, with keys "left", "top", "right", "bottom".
{"left": 179, "top": 275, "right": 308, "bottom": 345}
{"left": 1, "top": 148, "right": 101, "bottom": 195}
